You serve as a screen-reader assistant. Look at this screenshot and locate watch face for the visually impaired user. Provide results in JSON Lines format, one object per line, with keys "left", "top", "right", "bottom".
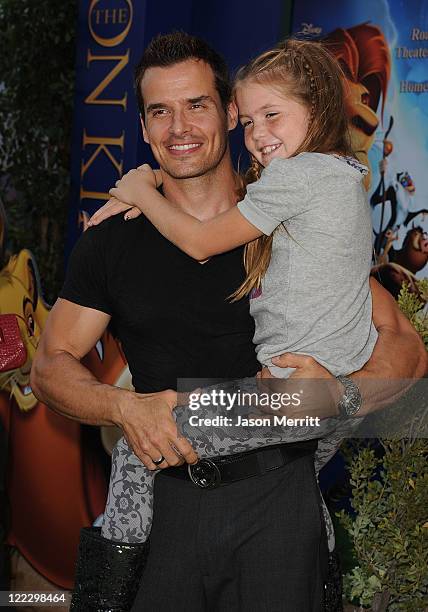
{"left": 344, "top": 396, "right": 361, "bottom": 416}
{"left": 338, "top": 376, "right": 362, "bottom": 416}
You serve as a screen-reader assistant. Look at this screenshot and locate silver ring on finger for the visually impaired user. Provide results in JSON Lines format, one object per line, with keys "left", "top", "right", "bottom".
{"left": 152, "top": 455, "right": 165, "bottom": 465}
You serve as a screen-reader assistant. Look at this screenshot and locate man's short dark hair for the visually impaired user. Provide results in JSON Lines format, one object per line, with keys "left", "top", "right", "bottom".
{"left": 135, "top": 31, "right": 232, "bottom": 115}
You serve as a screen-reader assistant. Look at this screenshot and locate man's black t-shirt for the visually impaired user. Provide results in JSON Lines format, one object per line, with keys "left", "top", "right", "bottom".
{"left": 60, "top": 215, "right": 259, "bottom": 392}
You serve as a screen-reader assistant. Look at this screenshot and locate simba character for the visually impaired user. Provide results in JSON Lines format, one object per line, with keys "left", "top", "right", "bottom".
{"left": 324, "top": 23, "right": 391, "bottom": 191}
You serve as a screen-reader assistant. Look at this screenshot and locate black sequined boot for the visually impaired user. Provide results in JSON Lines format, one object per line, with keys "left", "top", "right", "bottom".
{"left": 323, "top": 550, "right": 343, "bottom": 611}
{"left": 70, "top": 527, "right": 149, "bottom": 612}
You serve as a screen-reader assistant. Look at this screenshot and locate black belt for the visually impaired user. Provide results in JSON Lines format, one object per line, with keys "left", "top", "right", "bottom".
{"left": 161, "top": 440, "right": 318, "bottom": 489}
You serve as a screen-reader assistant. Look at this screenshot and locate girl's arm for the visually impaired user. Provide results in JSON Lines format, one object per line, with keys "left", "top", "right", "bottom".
{"left": 96, "top": 166, "right": 263, "bottom": 261}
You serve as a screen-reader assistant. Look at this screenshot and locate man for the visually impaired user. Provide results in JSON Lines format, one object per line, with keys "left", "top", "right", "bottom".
{"left": 31, "top": 32, "right": 427, "bottom": 611}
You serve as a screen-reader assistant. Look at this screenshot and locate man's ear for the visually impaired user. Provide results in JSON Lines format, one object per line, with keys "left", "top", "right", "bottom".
{"left": 227, "top": 100, "right": 238, "bottom": 131}
{"left": 140, "top": 115, "right": 149, "bottom": 144}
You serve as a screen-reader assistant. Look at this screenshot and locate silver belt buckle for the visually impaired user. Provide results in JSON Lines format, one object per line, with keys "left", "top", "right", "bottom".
{"left": 188, "top": 459, "right": 221, "bottom": 489}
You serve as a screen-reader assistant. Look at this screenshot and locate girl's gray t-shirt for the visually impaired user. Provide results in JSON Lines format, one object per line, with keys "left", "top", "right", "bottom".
{"left": 237, "top": 152, "right": 378, "bottom": 377}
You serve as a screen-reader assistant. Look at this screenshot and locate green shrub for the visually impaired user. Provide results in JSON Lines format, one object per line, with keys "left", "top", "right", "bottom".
{"left": 339, "top": 281, "right": 428, "bottom": 611}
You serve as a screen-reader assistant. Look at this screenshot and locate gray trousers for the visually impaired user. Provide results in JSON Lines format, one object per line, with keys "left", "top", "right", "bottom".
{"left": 101, "top": 378, "right": 343, "bottom": 552}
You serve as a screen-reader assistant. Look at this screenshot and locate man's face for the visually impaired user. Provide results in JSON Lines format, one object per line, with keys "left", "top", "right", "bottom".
{"left": 140, "top": 60, "right": 237, "bottom": 179}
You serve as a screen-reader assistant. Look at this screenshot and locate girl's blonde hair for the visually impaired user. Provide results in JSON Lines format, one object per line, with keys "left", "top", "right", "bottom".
{"left": 231, "top": 38, "right": 354, "bottom": 301}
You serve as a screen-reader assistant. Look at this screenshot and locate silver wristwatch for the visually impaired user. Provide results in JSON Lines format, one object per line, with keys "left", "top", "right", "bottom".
{"left": 336, "top": 375, "right": 362, "bottom": 417}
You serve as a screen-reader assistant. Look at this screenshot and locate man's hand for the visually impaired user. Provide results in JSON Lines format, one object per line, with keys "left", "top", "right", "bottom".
{"left": 259, "top": 278, "right": 428, "bottom": 419}
{"left": 117, "top": 388, "right": 199, "bottom": 470}
{"left": 270, "top": 353, "right": 334, "bottom": 379}
{"left": 31, "top": 299, "right": 199, "bottom": 472}
{"left": 257, "top": 354, "right": 341, "bottom": 419}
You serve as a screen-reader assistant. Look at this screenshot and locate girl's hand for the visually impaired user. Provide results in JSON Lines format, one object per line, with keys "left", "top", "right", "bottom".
{"left": 109, "top": 164, "right": 160, "bottom": 208}
{"left": 87, "top": 197, "right": 140, "bottom": 226}
{"left": 87, "top": 165, "right": 162, "bottom": 226}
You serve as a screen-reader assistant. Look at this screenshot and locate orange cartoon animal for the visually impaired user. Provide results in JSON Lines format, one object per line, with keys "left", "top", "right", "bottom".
{"left": 324, "top": 23, "right": 391, "bottom": 191}
{"left": 0, "top": 205, "right": 129, "bottom": 589}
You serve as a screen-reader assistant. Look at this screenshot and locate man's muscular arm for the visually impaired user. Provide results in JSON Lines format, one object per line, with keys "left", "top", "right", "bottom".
{"left": 350, "top": 277, "right": 427, "bottom": 412}
{"left": 269, "top": 278, "right": 427, "bottom": 416}
{"left": 31, "top": 298, "right": 198, "bottom": 469}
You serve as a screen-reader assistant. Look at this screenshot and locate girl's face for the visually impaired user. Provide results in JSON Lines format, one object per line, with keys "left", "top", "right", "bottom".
{"left": 235, "top": 80, "right": 310, "bottom": 167}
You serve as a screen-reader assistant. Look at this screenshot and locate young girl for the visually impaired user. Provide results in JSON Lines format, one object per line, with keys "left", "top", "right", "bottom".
{"left": 90, "top": 39, "right": 376, "bottom": 552}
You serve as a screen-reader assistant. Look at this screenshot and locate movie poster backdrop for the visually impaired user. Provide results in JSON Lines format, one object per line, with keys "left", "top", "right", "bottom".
{"left": 292, "top": 0, "right": 428, "bottom": 298}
